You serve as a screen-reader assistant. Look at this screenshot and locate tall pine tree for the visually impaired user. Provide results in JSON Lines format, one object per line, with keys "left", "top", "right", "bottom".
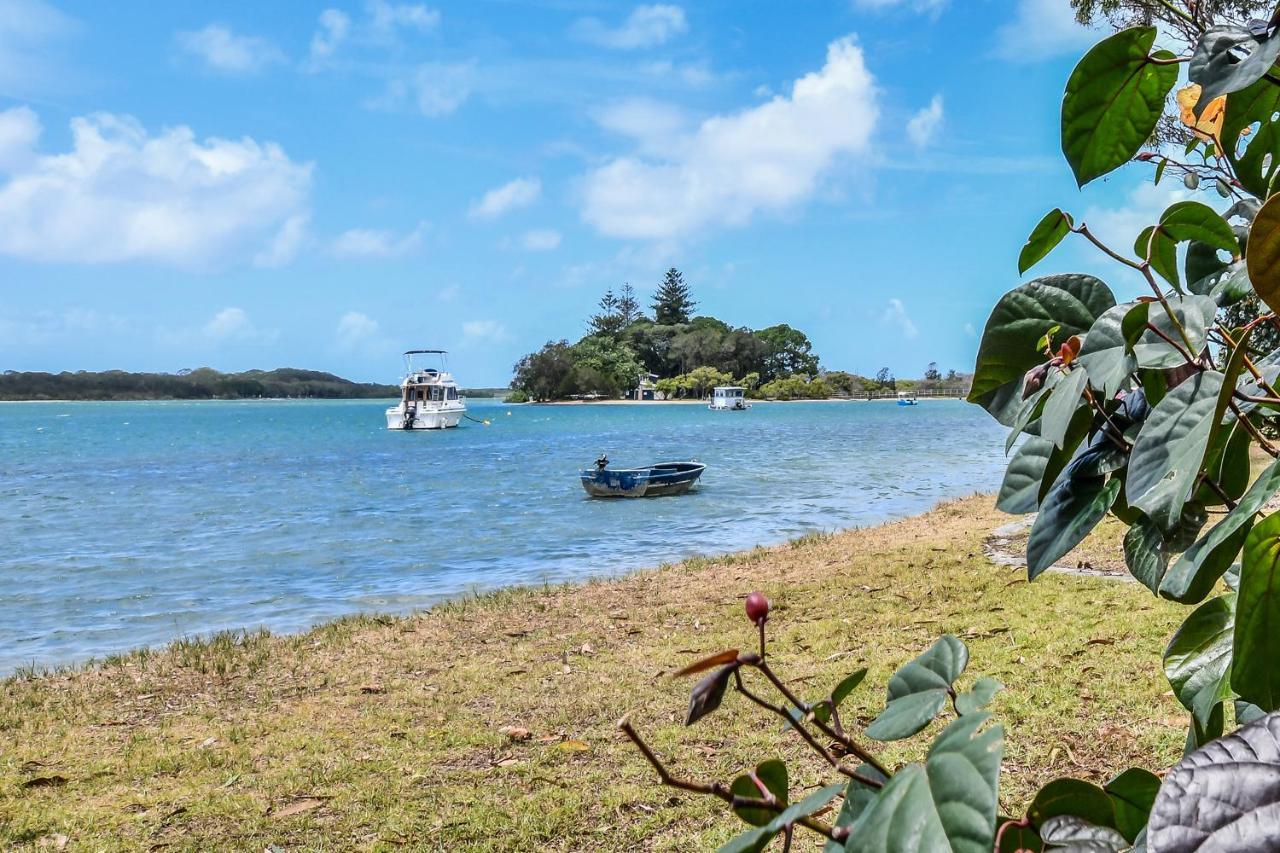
{"left": 652, "top": 268, "right": 696, "bottom": 325}
{"left": 617, "top": 284, "right": 642, "bottom": 327}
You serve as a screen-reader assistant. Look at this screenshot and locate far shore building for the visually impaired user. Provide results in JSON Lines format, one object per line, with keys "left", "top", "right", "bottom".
{"left": 628, "top": 372, "right": 661, "bottom": 401}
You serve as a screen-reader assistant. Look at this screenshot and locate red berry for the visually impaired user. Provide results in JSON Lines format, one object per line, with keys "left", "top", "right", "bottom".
{"left": 745, "top": 592, "right": 770, "bottom": 625}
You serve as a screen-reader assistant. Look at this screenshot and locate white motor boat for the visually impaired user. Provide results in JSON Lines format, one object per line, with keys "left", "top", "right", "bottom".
{"left": 386, "top": 350, "right": 467, "bottom": 430}
{"left": 709, "top": 385, "right": 750, "bottom": 410}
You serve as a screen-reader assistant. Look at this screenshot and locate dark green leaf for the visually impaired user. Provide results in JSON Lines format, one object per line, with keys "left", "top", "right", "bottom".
{"left": 1186, "top": 241, "right": 1229, "bottom": 291}
{"left": 719, "top": 782, "right": 845, "bottom": 853}
{"left": 1132, "top": 295, "right": 1215, "bottom": 369}
{"left": 1038, "top": 407, "right": 1096, "bottom": 506}
{"left": 955, "top": 676, "right": 1002, "bottom": 715}
{"left": 1164, "top": 593, "right": 1237, "bottom": 727}
{"left": 1104, "top": 767, "right": 1160, "bottom": 844}
{"left": 825, "top": 765, "right": 889, "bottom": 853}
{"left": 1135, "top": 225, "right": 1180, "bottom": 287}
{"left": 1077, "top": 303, "right": 1137, "bottom": 398}
{"left": 730, "top": 760, "right": 788, "bottom": 826}
{"left": 1247, "top": 192, "right": 1280, "bottom": 315}
{"left": 1164, "top": 458, "right": 1280, "bottom": 602}
{"left": 1039, "top": 815, "right": 1127, "bottom": 850}
{"left": 1236, "top": 699, "right": 1266, "bottom": 725}
{"left": 1184, "top": 703, "right": 1225, "bottom": 756}
{"left": 1148, "top": 711, "right": 1280, "bottom": 852}
{"left": 1232, "top": 511, "right": 1280, "bottom": 710}
{"left": 686, "top": 664, "right": 735, "bottom": 725}
{"left": 847, "top": 713, "right": 1002, "bottom": 853}
{"left": 998, "top": 437, "right": 1055, "bottom": 514}
{"left": 1029, "top": 778, "right": 1117, "bottom": 831}
{"left": 1123, "top": 515, "right": 1169, "bottom": 594}
{"left": 1020, "top": 209, "right": 1074, "bottom": 274}
{"left": 1127, "top": 371, "right": 1224, "bottom": 532}
{"left": 866, "top": 635, "right": 967, "bottom": 741}
{"left": 1041, "top": 368, "right": 1089, "bottom": 449}
{"left": 1190, "top": 26, "right": 1280, "bottom": 111}
{"left": 1061, "top": 27, "right": 1179, "bottom": 186}
{"left": 1026, "top": 474, "right": 1121, "bottom": 579}
{"left": 1156, "top": 201, "right": 1242, "bottom": 254}
{"left": 1222, "top": 65, "right": 1280, "bottom": 198}
{"left": 970, "top": 275, "right": 1116, "bottom": 425}
{"left": 832, "top": 668, "right": 868, "bottom": 708}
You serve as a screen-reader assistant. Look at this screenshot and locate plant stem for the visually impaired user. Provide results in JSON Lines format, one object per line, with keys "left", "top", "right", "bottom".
{"left": 1071, "top": 223, "right": 1143, "bottom": 271}
{"left": 617, "top": 716, "right": 839, "bottom": 841}
{"left": 1229, "top": 402, "right": 1280, "bottom": 458}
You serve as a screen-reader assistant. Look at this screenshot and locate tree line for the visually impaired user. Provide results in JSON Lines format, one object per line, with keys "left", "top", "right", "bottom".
{"left": 509, "top": 269, "right": 970, "bottom": 402}
{"left": 0, "top": 368, "right": 399, "bottom": 400}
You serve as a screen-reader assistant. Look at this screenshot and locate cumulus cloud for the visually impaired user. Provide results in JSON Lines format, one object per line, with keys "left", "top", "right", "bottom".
{"left": 0, "top": 107, "right": 313, "bottom": 267}
{"left": 994, "top": 0, "right": 1100, "bottom": 62}
{"left": 469, "top": 176, "right": 541, "bottom": 220}
{"left": 462, "top": 320, "right": 507, "bottom": 343}
{"left": 1080, "top": 181, "right": 1192, "bottom": 257}
{"left": 594, "top": 97, "right": 690, "bottom": 154}
{"left": 0, "top": 104, "right": 39, "bottom": 170}
{"left": 0, "top": 0, "right": 79, "bottom": 96}
{"left": 336, "top": 311, "right": 380, "bottom": 349}
{"left": 176, "top": 24, "right": 284, "bottom": 74}
{"left": 368, "top": 61, "right": 475, "bottom": 116}
{"left": 520, "top": 228, "right": 561, "bottom": 251}
{"left": 853, "top": 0, "right": 948, "bottom": 14}
{"left": 573, "top": 4, "right": 687, "bottom": 50}
{"left": 906, "top": 94, "right": 944, "bottom": 149}
{"left": 581, "top": 35, "right": 879, "bottom": 240}
{"left": 880, "top": 298, "right": 919, "bottom": 339}
{"left": 329, "top": 221, "right": 427, "bottom": 258}
{"left": 202, "top": 307, "right": 277, "bottom": 344}
{"left": 309, "top": 8, "right": 351, "bottom": 63}
{"left": 368, "top": 0, "right": 440, "bottom": 37}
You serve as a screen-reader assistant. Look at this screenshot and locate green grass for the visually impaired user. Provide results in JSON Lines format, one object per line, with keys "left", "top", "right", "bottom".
{"left": 0, "top": 495, "right": 1189, "bottom": 851}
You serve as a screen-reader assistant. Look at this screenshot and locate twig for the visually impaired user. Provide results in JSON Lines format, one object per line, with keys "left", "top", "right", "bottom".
{"left": 1071, "top": 223, "right": 1143, "bottom": 271}
{"left": 1230, "top": 402, "right": 1280, "bottom": 458}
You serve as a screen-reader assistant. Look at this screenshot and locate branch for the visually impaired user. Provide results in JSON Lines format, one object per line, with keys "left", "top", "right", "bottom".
{"left": 1071, "top": 223, "right": 1144, "bottom": 271}
{"left": 617, "top": 716, "right": 840, "bottom": 841}
{"left": 1229, "top": 402, "right": 1280, "bottom": 458}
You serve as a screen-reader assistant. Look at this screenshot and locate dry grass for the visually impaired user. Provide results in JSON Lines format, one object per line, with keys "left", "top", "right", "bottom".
{"left": 1, "top": 495, "right": 1189, "bottom": 851}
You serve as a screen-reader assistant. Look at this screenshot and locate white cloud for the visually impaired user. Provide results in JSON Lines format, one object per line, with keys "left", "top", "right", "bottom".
{"left": 309, "top": 8, "right": 351, "bottom": 63}
{"left": 254, "top": 214, "right": 311, "bottom": 268}
{"left": 906, "top": 94, "right": 944, "bottom": 149}
{"left": 461, "top": 320, "right": 507, "bottom": 343}
{"left": 368, "top": 0, "right": 440, "bottom": 37}
{"left": 964, "top": 322, "right": 976, "bottom": 337}
{"left": 0, "top": 0, "right": 79, "bottom": 96}
{"left": 521, "top": 228, "right": 561, "bottom": 251}
{"left": 336, "top": 311, "right": 380, "bottom": 349}
{"left": 0, "top": 104, "right": 40, "bottom": 170}
{"left": 329, "top": 221, "right": 427, "bottom": 258}
{"left": 0, "top": 109, "right": 313, "bottom": 267}
{"left": 1080, "top": 181, "right": 1191, "bottom": 257}
{"left": 368, "top": 62, "right": 475, "bottom": 117}
{"left": 176, "top": 24, "right": 284, "bottom": 75}
{"left": 994, "top": 0, "right": 1100, "bottom": 62}
{"left": 202, "top": 307, "right": 277, "bottom": 344}
{"left": 880, "top": 298, "right": 919, "bottom": 339}
{"left": 595, "top": 97, "right": 690, "bottom": 154}
{"left": 469, "top": 176, "right": 541, "bottom": 220}
{"left": 0, "top": 307, "right": 129, "bottom": 346}
{"left": 853, "top": 0, "right": 948, "bottom": 14}
{"left": 581, "top": 35, "right": 879, "bottom": 240}
{"left": 573, "top": 4, "right": 687, "bottom": 50}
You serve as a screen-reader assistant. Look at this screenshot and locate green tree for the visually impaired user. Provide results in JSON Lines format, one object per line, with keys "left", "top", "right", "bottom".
{"left": 569, "top": 336, "right": 644, "bottom": 397}
{"left": 588, "top": 288, "right": 624, "bottom": 339}
{"left": 617, "top": 283, "right": 643, "bottom": 327}
{"left": 756, "top": 324, "right": 819, "bottom": 380}
{"left": 652, "top": 268, "right": 697, "bottom": 325}
{"left": 511, "top": 340, "right": 579, "bottom": 402}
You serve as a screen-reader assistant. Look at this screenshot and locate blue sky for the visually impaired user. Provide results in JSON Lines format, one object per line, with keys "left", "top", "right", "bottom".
{"left": 0, "top": 0, "right": 1181, "bottom": 385}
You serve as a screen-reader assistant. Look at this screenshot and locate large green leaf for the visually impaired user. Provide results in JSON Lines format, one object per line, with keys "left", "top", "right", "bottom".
{"left": 1028, "top": 778, "right": 1117, "bottom": 830}
{"left": 1104, "top": 767, "right": 1161, "bottom": 844}
{"left": 1164, "top": 593, "right": 1237, "bottom": 728}
{"left": 867, "top": 635, "right": 967, "bottom": 741}
{"left": 846, "top": 713, "right": 1002, "bottom": 853}
{"left": 1131, "top": 295, "right": 1215, "bottom": 369}
{"left": 1040, "top": 367, "right": 1089, "bottom": 449}
{"left": 1026, "top": 472, "right": 1121, "bottom": 579}
{"left": 1185, "top": 240, "right": 1229, "bottom": 288}
{"left": 825, "top": 766, "right": 889, "bottom": 853}
{"left": 1123, "top": 515, "right": 1169, "bottom": 594}
{"left": 1019, "top": 209, "right": 1074, "bottom": 274}
{"left": 1190, "top": 26, "right": 1280, "bottom": 111}
{"left": 1222, "top": 65, "right": 1280, "bottom": 198}
{"left": 1232, "top": 511, "right": 1280, "bottom": 711}
{"left": 1076, "top": 303, "right": 1137, "bottom": 398}
{"left": 1147, "top": 711, "right": 1280, "bottom": 852}
{"left": 1126, "top": 371, "right": 1224, "bottom": 532}
{"left": 969, "top": 275, "right": 1115, "bottom": 425}
{"left": 1039, "top": 815, "right": 1127, "bottom": 850}
{"left": 997, "top": 438, "right": 1055, "bottom": 514}
{"left": 1161, "top": 457, "right": 1280, "bottom": 602}
{"left": 1135, "top": 225, "right": 1180, "bottom": 287}
{"left": 1247, "top": 193, "right": 1280, "bottom": 316}
{"left": 1061, "top": 27, "right": 1178, "bottom": 186}
{"left": 1037, "top": 407, "right": 1096, "bottom": 506}
{"left": 1138, "top": 202, "right": 1239, "bottom": 288}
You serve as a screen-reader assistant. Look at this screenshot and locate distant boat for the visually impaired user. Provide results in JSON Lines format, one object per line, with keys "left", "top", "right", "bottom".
{"left": 386, "top": 350, "right": 467, "bottom": 430}
{"left": 709, "top": 385, "right": 750, "bottom": 410}
{"left": 897, "top": 391, "right": 918, "bottom": 406}
{"left": 580, "top": 456, "right": 706, "bottom": 498}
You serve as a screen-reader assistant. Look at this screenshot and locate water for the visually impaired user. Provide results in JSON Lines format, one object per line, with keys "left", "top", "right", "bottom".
{"left": 0, "top": 398, "right": 1007, "bottom": 674}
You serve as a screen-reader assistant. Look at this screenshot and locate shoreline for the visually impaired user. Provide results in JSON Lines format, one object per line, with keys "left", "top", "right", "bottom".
{"left": 2, "top": 494, "right": 1186, "bottom": 850}
{"left": 534, "top": 395, "right": 966, "bottom": 406}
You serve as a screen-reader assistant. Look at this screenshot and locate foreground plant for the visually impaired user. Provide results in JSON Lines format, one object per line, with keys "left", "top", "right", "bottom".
{"left": 625, "top": 1, "right": 1280, "bottom": 848}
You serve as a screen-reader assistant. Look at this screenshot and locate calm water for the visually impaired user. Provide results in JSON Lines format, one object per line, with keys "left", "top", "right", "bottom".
{"left": 0, "top": 398, "right": 1006, "bottom": 674}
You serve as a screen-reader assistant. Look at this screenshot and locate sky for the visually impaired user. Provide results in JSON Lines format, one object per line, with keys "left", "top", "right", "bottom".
{"left": 0, "top": 0, "right": 1189, "bottom": 386}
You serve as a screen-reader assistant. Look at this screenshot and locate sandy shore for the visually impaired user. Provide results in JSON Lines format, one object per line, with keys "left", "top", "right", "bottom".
{"left": 535, "top": 395, "right": 965, "bottom": 406}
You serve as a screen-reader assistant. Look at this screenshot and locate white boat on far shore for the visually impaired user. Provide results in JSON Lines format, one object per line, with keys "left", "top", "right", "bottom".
{"left": 385, "top": 350, "right": 466, "bottom": 430}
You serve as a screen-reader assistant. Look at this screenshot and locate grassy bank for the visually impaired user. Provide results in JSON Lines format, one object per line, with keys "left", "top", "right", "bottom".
{"left": 1, "top": 496, "right": 1187, "bottom": 851}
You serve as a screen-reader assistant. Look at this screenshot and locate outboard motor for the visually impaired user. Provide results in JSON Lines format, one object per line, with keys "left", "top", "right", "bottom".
{"left": 402, "top": 404, "right": 416, "bottom": 430}
{"left": 595, "top": 454, "right": 609, "bottom": 471}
